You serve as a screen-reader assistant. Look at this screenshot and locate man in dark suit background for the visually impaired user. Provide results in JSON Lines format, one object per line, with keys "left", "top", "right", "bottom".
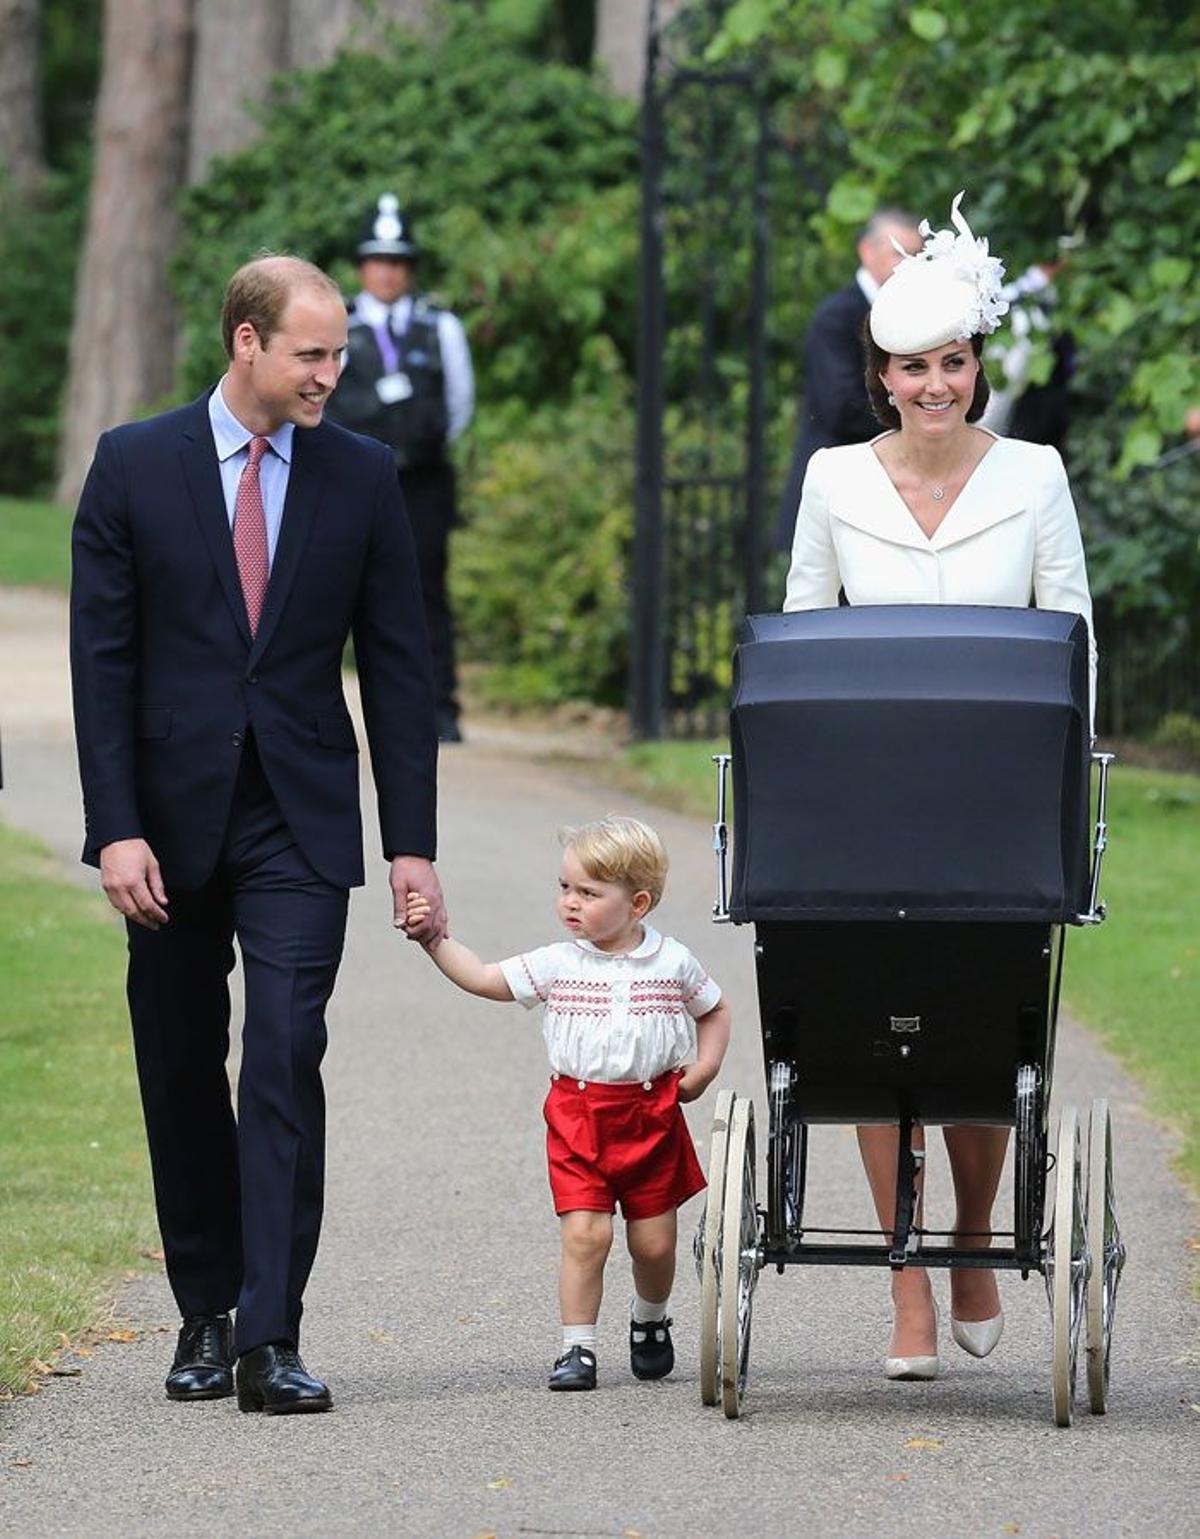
{"left": 774, "top": 207, "right": 920, "bottom": 551}
{"left": 70, "top": 255, "right": 445, "bottom": 1415}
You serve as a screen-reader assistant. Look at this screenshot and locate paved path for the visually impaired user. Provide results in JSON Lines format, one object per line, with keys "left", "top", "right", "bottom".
{"left": 1, "top": 586, "right": 1197, "bottom": 1538}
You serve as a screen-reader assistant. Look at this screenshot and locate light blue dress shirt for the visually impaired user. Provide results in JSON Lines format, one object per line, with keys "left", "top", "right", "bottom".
{"left": 207, "top": 381, "right": 295, "bottom": 565}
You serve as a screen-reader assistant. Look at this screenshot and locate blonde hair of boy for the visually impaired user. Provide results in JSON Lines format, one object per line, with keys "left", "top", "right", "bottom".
{"left": 561, "top": 815, "right": 669, "bottom": 909}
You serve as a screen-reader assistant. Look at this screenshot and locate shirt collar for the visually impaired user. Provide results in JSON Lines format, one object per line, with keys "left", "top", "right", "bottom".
{"left": 572, "top": 922, "right": 663, "bottom": 961}
{"left": 209, "top": 378, "right": 294, "bottom": 466}
{"left": 354, "top": 291, "right": 413, "bottom": 330}
{"left": 855, "top": 266, "right": 881, "bottom": 303}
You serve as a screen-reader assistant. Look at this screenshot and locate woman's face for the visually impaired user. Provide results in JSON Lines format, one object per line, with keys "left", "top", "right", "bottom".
{"left": 879, "top": 341, "right": 979, "bottom": 437}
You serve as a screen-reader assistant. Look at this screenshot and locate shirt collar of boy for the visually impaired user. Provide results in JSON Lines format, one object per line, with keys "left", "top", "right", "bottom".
{"left": 572, "top": 922, "right": 663, "bottom": 961}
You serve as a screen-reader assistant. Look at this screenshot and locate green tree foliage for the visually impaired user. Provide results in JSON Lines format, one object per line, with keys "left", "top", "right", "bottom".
{"left": 0, "top": 167, "right": 87, "bottom": 494}
{"left": 707, "top": 0, "right": 1200, "bottom": 717}
{"left": 0, "top": 0, "right": 102, "bottom": 494}
{"left": 174, "top": 14, "right": 639, "bottom": 704}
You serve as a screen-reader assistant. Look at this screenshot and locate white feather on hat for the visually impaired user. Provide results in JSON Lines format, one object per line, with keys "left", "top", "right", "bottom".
{"left": 869, "top": 191, "right": 1009, "bottom": 355}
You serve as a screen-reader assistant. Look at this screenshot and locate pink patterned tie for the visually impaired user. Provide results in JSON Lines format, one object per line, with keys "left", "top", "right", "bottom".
{"left": 233, "top": 435, "right": 270, "bottom": 635}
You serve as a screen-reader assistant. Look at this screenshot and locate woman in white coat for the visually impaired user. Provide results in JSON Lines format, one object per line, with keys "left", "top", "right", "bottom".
{"left": 784, "top": 193, "right": 1095, "bottom": 1381}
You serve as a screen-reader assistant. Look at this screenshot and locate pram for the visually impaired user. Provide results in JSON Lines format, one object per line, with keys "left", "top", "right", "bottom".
{"left": 697, "top": 604, "right": 1124, "bottom": 1425}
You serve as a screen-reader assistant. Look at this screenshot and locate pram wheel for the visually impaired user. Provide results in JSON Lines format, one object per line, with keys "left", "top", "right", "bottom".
{"left": 698, "top": 1088, "right": 736, "bottom": 1406}
{"left": 1049, "top": 1104, "right": 1087, "bottom": 1426}
{"left": 720, "top": 1096, "right": 760, "bottom": 1418}
{"left": 1085, "top": 1097, "right": 1125, "bottom": 1414}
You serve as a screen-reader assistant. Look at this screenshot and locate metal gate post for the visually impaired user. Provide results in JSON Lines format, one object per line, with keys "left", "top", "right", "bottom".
{"left": 630, "top": 8, "right": 666, "bottom": 741}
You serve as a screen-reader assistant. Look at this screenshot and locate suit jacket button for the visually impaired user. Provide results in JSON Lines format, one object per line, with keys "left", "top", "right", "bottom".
{"left": 246, "top": 674, "right": 258, "bottom": 685}
{"left": 232, "top": 731, "right": 243, "bottom": 747}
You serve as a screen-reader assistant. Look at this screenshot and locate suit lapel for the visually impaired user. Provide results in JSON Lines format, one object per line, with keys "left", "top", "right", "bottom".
{"left": 179, "top": 394, "right": 253, "bottom": 646}
{"left": 249, "top": 425, "right": 325, "bottom": 665}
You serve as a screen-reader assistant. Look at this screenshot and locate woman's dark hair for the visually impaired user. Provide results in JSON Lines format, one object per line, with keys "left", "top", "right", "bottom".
{"left": 863, "top": 325, "right": 990, "bottom": 429}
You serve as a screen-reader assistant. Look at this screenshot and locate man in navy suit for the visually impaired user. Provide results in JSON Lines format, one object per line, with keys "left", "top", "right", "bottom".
{"left": 774, "top": 208, "right": 920, "bottom": 551}
{"left": 70, "top": 255, "right": 445, "bottom": 1414}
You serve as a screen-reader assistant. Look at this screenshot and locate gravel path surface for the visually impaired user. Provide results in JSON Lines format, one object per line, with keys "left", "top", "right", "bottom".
{"left": 1, "top": 586, "right": 1197, "bottom": 1538}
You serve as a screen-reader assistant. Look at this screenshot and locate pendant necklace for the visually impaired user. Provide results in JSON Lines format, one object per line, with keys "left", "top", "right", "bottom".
{"left": 931, "top": 484, "right": 946, "bottom": 502}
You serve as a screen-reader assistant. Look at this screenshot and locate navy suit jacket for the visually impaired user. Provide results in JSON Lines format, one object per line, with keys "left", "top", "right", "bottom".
{"left": 774, "top": 281, "right": 880, "bottom": 551}
{"left": 70, "top": 392, "right": 438, "bottom": 891}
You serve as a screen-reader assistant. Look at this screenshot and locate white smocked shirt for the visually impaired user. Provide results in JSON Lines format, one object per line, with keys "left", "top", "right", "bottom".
{"left": 499, "top": 924, "right": 722, "bottom": 1085}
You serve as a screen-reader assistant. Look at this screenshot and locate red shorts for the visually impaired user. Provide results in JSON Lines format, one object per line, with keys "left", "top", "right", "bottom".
{"left": 543, "top": 1071, "right": 707, "bottom": 1221}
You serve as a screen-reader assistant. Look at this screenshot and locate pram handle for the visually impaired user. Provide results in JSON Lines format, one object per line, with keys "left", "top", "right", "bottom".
{"left": 712, "top": 753, "right": 732, "bottom": 923}
{"left": 1077, "top": 750, "right": 1115, "bottom": 924}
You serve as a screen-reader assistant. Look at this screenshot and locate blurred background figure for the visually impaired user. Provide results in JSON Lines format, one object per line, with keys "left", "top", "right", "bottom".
{"left": 980, "top": 259, "right": 1075, "bottom": 457}
{"left": 326, "top": 195, "right": 474, "bottom": 742}
{"left": 773, "top": 207, "right": 921, "bottom": 551}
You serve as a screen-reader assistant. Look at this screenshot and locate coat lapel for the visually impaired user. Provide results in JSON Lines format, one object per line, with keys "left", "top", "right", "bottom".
{"left": 929, "top": 447, "right": 1028, "bottom": 550}
{"left": 179, "top": 394, "right": 253, "bottom": 647}
{"left": 829, "top": 447, "right": 931, "bottom": 551}
{"left": 829, "top": 439, "right": 1028, "bottom": 552}
{"left": 249, "top": 424, "right": 325, "bottom": 665}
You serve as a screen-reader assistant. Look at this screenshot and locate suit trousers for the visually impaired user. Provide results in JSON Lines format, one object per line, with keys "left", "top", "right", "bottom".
{"left": 398, "top": 461, "right": 458, "bottom": 720}
{"left": 125, "top": 739, "right": 348, "bottom": 1355}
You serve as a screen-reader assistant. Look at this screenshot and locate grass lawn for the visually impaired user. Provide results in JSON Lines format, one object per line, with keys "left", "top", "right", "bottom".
{"left": 621, "top": 741, "right": 1200, "bottom": 1189}
{"left": 0, "top": 496, "right": 72, "bottom": 591}
{"left": 0, "top": 822, "right": 154, "bottom": 1395}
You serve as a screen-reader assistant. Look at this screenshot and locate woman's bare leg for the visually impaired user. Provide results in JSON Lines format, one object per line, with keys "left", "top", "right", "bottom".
{"left": 943, "top": 1125, "right": 1008, "bottom": 1321}
{"left": 857, "top": 1124, "right": 936, "bottom": 1357}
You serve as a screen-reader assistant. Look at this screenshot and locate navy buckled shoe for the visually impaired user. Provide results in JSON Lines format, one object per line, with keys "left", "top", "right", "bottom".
{"left": 548, "top": 1344, "right": 597, "bottom": 1391}
{"left": 630, "top": 1317, "right": 674, "bottom": 1380}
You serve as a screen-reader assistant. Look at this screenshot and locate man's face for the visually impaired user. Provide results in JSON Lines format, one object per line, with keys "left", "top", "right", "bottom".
{"left": 239, "top": 290, "right": 348, "bottom": 430}
{"left": 358, "top": 257, "right": 414, "bottom": 304}
{"left": 859, "top": 222, "right": 921, "bottom": 286}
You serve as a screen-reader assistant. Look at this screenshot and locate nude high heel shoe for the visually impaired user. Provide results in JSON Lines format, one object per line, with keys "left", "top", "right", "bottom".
{"left": 884, "top": 1304, "right": 939, "bottom": 1381}
{"left": 950, "top": 1311, "right": 1004, "bottom": 1358}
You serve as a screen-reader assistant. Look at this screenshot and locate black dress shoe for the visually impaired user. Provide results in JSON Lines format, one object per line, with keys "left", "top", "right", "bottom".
{"left": 630, "top": 1317, "right": 674, "bottom": 1380}
{"left": 165, "top": 1314, "right": 234, "bottom": 1401}
{"left": 235, "top": 1343, "right": 332, "bottom": 1414}
{"left": 436, "top": 710, "right": 463, "bottom": 744}
{"left": 548, "top": 1344, "right": 597, "bottom": 1391}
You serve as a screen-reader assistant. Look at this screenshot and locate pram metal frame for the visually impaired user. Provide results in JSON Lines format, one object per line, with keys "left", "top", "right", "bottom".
{"left": 698, "top": 749, "right": 1125, "bottom": 1425}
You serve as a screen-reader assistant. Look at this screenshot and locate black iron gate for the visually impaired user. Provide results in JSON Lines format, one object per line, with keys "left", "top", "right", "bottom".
{"left": 631, "top": 0, "right": 770, "bottom": 740}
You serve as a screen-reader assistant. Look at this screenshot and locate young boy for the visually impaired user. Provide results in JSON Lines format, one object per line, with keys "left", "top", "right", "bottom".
{"left": 405, "top": 814, "right": 731, "bottom": 1391}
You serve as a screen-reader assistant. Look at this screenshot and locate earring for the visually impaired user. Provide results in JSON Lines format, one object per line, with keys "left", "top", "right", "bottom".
{"left": 887, "top": 392, "right": 896, "bottom": 406}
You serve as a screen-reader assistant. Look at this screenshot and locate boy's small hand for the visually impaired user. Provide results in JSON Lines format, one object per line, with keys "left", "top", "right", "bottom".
{"left": 405, "top": 892, "right": 432, "bottom": 930}
{"left": 677, "top": 1065, "right": 714, "bottom": 1104}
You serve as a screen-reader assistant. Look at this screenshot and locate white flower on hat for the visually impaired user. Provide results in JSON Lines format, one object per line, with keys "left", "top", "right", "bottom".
{"left": 870, "top": 191, "right": 1010, "bottom": 355}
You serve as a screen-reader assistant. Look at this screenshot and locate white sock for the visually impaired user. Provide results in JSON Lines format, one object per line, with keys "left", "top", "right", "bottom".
{"left": 562, "top": 1324, "right": 597, "bottom": 1354}
{"left": 631, "top": 1291, "right": 670, "bottom": 1325}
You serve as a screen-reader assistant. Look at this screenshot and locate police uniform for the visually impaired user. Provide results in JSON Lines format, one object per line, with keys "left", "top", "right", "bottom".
{"left": 325, "top": 195, "right": 474, "bottom": 739}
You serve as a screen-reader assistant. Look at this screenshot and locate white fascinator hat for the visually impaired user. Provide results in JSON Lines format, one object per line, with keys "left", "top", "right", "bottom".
{"left": 869, "top": 191, "right": 1009, "bottom": 355}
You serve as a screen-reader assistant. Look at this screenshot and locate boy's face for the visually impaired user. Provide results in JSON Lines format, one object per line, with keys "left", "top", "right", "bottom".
{"left": 557, "top": 847, "right": 649, "bottom": 953}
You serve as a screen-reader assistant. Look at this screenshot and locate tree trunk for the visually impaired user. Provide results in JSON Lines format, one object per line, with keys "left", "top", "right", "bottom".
{"left": 188, "top": 0, "right": 288, "bottom": 183}
{"left": 56, "top": 0, "right": 193, "bottom": 507}
{"left": 286, "top": 0, "right": 431, "bottom": 70}
{"left": 595, "top": 0, "right": 684, "bottom": 98}
{"left": 0, "top": 0, "right": 45, "bottom": 188}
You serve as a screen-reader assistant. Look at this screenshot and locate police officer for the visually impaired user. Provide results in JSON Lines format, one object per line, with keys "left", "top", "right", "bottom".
{"left": 327, "top": 195, "right": 474, "bottom": 741}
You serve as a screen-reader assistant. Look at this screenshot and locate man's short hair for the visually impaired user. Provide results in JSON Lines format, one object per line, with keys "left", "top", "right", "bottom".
{"left": 860, "top": 207, "right": 921, "bottom": 243}
{"left": 220, "top": 254, "right": 343, "bottom": 358}
{"left": 561, "top": 815, "right": 669, "bottom": 909}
